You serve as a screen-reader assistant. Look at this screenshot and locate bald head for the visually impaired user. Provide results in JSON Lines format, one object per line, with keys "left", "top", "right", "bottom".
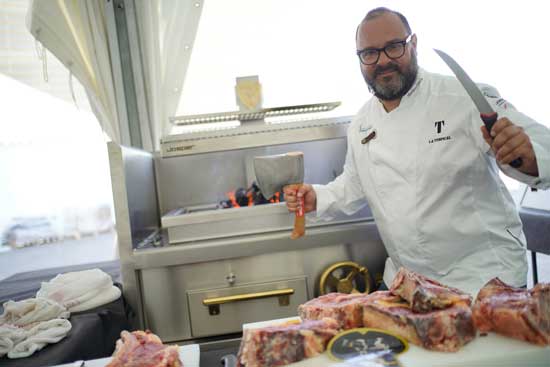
{"left": 357, "top": 7, "right": 411, "bottom": 40}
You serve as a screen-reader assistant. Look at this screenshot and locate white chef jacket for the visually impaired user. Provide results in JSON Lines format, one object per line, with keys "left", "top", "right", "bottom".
{"left": 313, "top": 68, "right": 550, "bottom": 295}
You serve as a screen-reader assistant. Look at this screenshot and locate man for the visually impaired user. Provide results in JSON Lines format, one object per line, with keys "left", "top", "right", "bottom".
{"left": 284, "top": 7, "right": 550, "bottom": 295}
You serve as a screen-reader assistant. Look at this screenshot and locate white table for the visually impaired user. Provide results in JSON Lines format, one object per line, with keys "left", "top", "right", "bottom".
{"left": 244, "top": 318, "right": 550, "bottom": 367}
{"left": 291, "top": 333, "right": 550, "bottom": 367}
{"left": 53, "top": 344, "right": 200, "bottom": 367}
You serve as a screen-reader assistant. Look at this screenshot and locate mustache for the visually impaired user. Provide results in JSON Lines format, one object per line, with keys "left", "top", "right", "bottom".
{"left": 373, "top": 63, "right": 399, "bottom": 78}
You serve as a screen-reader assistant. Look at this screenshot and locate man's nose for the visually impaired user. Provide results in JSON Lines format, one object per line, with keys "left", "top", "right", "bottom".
{"left": 376, "top": 50, "right": 392, "bottom": 66}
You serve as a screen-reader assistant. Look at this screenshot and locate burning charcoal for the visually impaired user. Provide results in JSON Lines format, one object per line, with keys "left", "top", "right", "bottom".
{"left": 235, "top": 188, "right": 249, "bottom": 207}
{"left": 225, "top": 190, "right": 241, "bottom": 208}
{"left": 251, "top": 182, "right": 261, "bottom": 193}
{"left": 218, "top": 183, "right": 287, "bottom": 209}
{"left": 248, "top": 182, "right": 268, "bottom": 205}
{"left": 219, "top": 200, "right": 232, "bottom": 209}
{"left": 253, "top": 192, "right": 270, "bottom": 205}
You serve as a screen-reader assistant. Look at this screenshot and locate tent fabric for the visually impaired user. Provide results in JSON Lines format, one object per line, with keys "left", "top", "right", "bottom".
{"left": 135, "top": 0, "right": 201, "bottom": 145}
{"left": 136, "top": 0, "right": 202, "bottom": 142}
{"left": 26, "top": 0, "right": 120, "bottom": 143}
{"left": 25, "top": 0, "right": 198, "bottom": 151}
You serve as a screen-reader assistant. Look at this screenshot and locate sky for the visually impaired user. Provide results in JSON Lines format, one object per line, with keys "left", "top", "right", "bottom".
{"left": 179, "top": 0, "right": 550, "bottom": 127}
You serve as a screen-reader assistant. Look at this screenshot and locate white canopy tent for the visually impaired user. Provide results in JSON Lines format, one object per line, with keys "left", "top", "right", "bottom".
{"left": 0, "top": 73, "right": 112, "bottom": 231}
{"left": 25, "top": 0, "right": 203, "bottom": 151}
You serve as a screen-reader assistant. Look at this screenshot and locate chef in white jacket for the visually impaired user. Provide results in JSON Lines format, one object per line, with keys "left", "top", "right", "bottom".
{"left": 284, "top": 7, "right": 550, "bottom": 295}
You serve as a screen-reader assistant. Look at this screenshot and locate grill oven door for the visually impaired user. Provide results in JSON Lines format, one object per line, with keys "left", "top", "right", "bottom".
{"left": 187, "top": 277, "right": 308, "bottom": 338}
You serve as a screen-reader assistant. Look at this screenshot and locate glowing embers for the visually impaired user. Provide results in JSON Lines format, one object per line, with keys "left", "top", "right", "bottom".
{"left": 220, "top": 182, "right": 283, "bottom": 208}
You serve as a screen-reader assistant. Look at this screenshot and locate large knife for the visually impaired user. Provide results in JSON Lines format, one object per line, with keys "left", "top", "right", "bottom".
{"left": 434, "top": 49, "right": 522, "bottom": 168}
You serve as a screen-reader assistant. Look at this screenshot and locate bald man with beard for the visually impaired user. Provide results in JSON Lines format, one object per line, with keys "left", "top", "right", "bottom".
{"left": 284, "top": 7, "right": 550, "bottom": 295}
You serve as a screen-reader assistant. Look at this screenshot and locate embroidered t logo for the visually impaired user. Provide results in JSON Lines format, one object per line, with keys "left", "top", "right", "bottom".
{"left": 435, "top": 120, "right": 445, "bottom": 134}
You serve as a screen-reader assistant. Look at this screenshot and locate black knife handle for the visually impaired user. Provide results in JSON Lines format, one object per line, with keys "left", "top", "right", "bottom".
{"left": 480, "top": 112, "right": 522, "bottom": 168}
{"left": 480, "top": 112, "right": 498, "bottom": 132}
{"left": 509, "top": 157, "right": 523, "bottom": 168}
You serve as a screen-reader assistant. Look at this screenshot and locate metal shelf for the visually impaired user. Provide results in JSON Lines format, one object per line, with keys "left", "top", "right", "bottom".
{"left": 169, "top": 101, "right": 341, "bottom": 126}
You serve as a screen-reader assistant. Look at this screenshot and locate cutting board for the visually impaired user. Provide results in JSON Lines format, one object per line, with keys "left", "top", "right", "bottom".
{"left": 53, "top": 344, "right": 199, "bottom": 367}
{"left": 244, "top": 318, "right": 550, "bottom": 367}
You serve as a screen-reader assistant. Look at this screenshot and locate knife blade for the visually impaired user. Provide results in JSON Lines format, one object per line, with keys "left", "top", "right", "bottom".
{"left": 434, "top": 49, "right": 522, "bottom": 168}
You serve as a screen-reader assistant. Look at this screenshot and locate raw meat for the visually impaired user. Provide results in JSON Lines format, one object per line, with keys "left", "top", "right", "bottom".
{"left": 472, "top": 278, "right": 550, "bottom": 345}
{"left": 105, "top": 330, "right": 182, "bottom": 367}
{"left": 236, "top": 318, "right": 339, "bottom": 367}
{"left": 390, "top": 267, "right": 472, "bottom": 313}
{"left": 297, "top": 269, "right": 476, "bottom": 352}
{"left": 298, "top": 292, "right": 369, "bottom": 329}
{"left": 362, "top": 291, "right": 475, "bottom": 352}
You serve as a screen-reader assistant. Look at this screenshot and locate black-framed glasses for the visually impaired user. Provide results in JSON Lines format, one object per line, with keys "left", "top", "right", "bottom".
{"left": 357, "top": 34, "right": 413, "bottom": 65}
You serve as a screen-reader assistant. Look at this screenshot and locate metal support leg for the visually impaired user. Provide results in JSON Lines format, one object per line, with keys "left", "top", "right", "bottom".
{"left": 531, "top": 251, "right": 538, "bottom": 285}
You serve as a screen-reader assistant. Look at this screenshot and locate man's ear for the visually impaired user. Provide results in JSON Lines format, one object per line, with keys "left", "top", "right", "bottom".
{"left": 411, "top": 33, "right": 417, "bottom": 49}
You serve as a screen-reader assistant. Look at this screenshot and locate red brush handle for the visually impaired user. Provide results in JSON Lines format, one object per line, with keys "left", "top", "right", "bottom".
{"left": 286, "top": 184, "right": 305, "bottom": 239}
{"left": 297, "top": 195, "right": 305, "bottom": 217}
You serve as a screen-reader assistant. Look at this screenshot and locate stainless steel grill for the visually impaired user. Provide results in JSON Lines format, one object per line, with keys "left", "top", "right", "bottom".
{"left": 162, "top": 202, "right": 371, "bottom": 244}
{"left": 108, "top": 115, "right": 387, "bottom": 343}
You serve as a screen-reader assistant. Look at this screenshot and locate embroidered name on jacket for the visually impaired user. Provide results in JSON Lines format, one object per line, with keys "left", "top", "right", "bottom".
{"left": 429, "top": 119, "right": 452, "bottom": 144}
{"left": 429, "top": 136, "right": 452, "bottom": 144}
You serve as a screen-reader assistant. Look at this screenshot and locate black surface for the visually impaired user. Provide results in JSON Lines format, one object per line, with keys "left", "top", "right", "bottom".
{"left": 532, "top": 251, "right": 539, "bottom": 285}
{"left": 519, "top": 207, "right": 550, "bottom": 285}
{"left": 201, "top": 346, "right": 240, "bottom": 367}
{"left": 519, "top": 207, "right": 550, "bottom": 254}
{"left": 0, "top": 261, "right": 133, "bottom": 367}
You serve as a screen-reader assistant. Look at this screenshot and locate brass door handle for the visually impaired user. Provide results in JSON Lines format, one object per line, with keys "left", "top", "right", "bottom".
{"left": 203, "top": 288, "right": 294, "bottom": 315}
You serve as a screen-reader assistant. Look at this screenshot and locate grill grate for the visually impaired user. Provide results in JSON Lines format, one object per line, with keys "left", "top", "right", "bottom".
{"left": 169, "top": 101, "right": 340, "bottom": 126}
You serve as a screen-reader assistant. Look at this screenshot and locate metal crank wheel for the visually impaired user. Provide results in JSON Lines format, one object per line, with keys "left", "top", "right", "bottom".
{"left": 319, "top": 261, "right": 372, "bottom": 295}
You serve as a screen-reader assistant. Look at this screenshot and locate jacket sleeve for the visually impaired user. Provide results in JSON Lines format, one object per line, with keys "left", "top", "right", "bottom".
{"left": 474, "top": 85, "right": 550, "bottom": 190}
{"left": 312, "top": 127, "right": 368, "bottom": 220}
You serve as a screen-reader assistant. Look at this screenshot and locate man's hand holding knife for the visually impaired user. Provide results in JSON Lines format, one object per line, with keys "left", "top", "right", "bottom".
{"left": 434, "top": 49, "right": 539, "bottom": 178}
{"left": 480, "top": 117, "right": 539, "bottom": 176}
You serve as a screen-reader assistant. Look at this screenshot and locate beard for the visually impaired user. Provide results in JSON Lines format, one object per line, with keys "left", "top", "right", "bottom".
{"left": 363, "top": 51, "right": 418, "bottom": 101}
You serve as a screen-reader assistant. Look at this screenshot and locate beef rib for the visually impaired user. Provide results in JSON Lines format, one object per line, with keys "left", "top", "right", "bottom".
{"left": 298, "top": 292, "right": 369, "bottom": 329}
{"left": 362, "top": 291, "right": 475, "bottom": 352}
{"left": 236, "top": 317, "right": 339, "bottom": 367}
{"left": 472, "top": 278, "right": 550, "bottom": 345}
{"left": 390, "top": 267, "right": 472, "bottom": 313}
